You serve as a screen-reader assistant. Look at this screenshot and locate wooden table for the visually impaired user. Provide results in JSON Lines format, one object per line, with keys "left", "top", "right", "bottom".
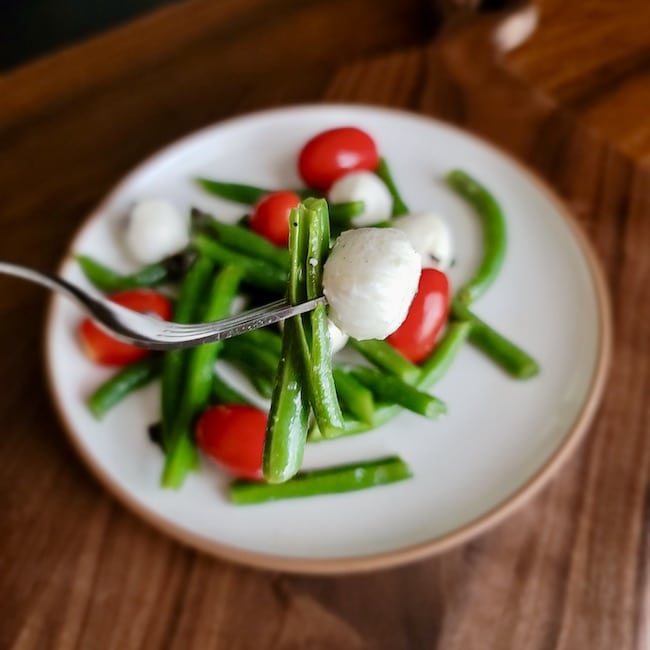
{"left": 1, "top": 1, "right": 649, "bottom": 647}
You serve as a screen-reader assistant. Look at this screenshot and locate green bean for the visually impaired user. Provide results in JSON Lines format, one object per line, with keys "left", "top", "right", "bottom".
{"left": 161, "top": 255, "right": 213, "bottom": 448}
{"left": 348, "top": 366, "right": 446, "bottom": 419}
{"left": 328, "top": 201, "right": 365, "bottom": 226}
{"left": 162, "top": 265, "right": 243, "bottom": 488}
{"left": 332, "top": 367, "right": 375, "bottom": 425}
{"left": 76, "top": 255, "right": 169, "bottom": 292}
{"left": 195, "top": 178, "right": 314, "bottom": 204}
{"left": 231, "top": 455, "right": 412, "bottom": 504}
{"left": 302, "top": 198, "right": 343, "bottom": 436}
{"left": 193, "top": 234, "right": 288, "bottom": 293}
{"left": 452, "top": 298, "right": 539, "bottom": 378}
{"left": 375, "top": 158, "right": 409, "bottom": 216}
{"left": 88, "top": 356, "right": 162, "bottom": 419}
{"left": 211, "top": 373, "right": 253, "bottom": 406}
{"left": 191, "top": 209, "right": 290, "bottom": 269}
{"left": 350, "top": 339, "right": 420, "bottom": 384}
{"left": 262, "top": 208, "right": 310, "bottom": 483}
{"left": 445, "top": 170, "right": 538, "bottom": 378}
{"left": 445, "top": 170, "right": 506, "bottom": 304}
{"left": 262, "top": 318, "right": 310, "bottom": 483}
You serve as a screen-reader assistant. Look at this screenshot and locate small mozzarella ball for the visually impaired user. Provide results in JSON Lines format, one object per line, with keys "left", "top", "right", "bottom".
{"left": 323, "top": 228, "right": 421, "bottom": 340}
{"left": 392, "top": 213, "right": 453, "bottom": 270}
{"left": 125, "top": 199, "right": 189, "bottom": 264}
{"left": 327, "top": 319, "right": 349, "bottom": 355}
{"left": 328, "top": 171, "right": 393, "bottom": 226}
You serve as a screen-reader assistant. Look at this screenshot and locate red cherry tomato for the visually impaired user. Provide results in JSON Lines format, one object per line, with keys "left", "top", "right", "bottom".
{"left": 79, "top": 289, "right": 172, "bottom": 366}
{"left": 249, "top": 191, "right": 301, "bottom": 247}
{"left": 387, "top": 268, "right": 450, "bottom": 363}
{"left": 297, "top": 127, "right": 379, "bottom": 191}
{"left": 195, "top": 404, "right": 268, "bottom": 480}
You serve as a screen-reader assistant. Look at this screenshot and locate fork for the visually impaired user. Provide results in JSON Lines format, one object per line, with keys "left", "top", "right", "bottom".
{"left": 0, "top": 261, "right": 326, "bottom": 350}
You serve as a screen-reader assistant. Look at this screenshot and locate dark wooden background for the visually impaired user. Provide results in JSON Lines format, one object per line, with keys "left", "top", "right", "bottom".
{"left": 1, "top": 0, "right": 649, "bottom": 648}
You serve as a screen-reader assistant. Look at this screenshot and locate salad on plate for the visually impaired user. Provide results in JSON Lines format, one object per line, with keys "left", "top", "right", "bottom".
{"left": 74, "top": 125, "right": 538, "bottom": 505}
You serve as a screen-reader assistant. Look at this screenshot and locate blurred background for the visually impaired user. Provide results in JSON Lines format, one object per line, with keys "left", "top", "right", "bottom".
{"left": 0, "top": 0, "right": 446, "bottom": 71}
{"left": 0, "top": 0, "right": 181, "bottom": 70}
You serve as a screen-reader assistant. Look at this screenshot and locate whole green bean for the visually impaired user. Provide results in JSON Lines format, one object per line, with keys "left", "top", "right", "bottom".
{"left": 231, "top": 455, "right": 412, "bottom": 504}
{"left": 161, "top": 255, "right": 213, "bottom": 448}
{"left": 375, "top": 158, "right": 410, "bottom": 216}
{"left": 445, "top": 170, "right": 538, "bottom": 378}
{"left": 193, "top": 234, "right": 288, "bottom": 293}
{"left": 76, "top": 255, "right": 169, "bottom": 292}
{"left": 88, "top": 356, "right": 162, "bottom": 419}
{"left": 350, "top": 339, "right": 420, "bottom": 384}
{"left": 191, "top": 209, "right": 290, "bottom": 269}
{"left": 452, "top": 298, "right": 539, "bottom": 378}
{"left": 195, "top": 178, "right": 314, "bottom": 204}
{"left": 348, "top": 366, "right": 446, "bottom": 419}
{"left": 302, "top": 198, "right": 343, "bottom": 436}
{"left": 445, "top": 170, "right": 506, "bottom": 305}
{"left": 162, "top": 265, "right": 243, "bottom": 488}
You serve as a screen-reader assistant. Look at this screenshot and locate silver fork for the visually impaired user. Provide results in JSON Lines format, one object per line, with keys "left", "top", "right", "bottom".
{"left": 0, "top": 261, "right": 326, "bottom": 350}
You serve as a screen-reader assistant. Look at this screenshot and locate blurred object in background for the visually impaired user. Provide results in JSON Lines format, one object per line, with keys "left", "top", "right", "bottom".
{"left": 0, "top": 0, "right": 180, "bottom": 71}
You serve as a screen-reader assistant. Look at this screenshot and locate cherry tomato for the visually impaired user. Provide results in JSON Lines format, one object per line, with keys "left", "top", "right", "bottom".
{"left": 387, "top": 268, "right": 450, "bottom": 363}
{"left": 79, "top": 289, "right": 172, "bottom": 365}
{"left": 249, "top": 191, "right": 301, "bottom": 247}
{"left": 297, "top": 127, "right": 379, "bottom": 191}
{"left": 195, "top": 404, "right": 268, "bottom": 480}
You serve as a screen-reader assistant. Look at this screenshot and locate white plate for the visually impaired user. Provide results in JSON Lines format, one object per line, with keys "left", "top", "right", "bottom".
{"left": 45, "top": 105, "right": 610, "bottom": 573}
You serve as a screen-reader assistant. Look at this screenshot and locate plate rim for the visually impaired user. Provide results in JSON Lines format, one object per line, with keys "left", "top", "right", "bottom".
{"left": 43, "top": 103, "right": 612, "bottom": 574}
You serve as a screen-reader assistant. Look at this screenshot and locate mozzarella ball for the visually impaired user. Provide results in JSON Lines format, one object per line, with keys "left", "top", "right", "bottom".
{"left": 328, "top": 171, "right": 393, "bottom": 227}
{"left": 327, "top": 319, "right": 349, "bottom": 354}
{"left": 392, "top": 213, "right": 453, "bottom": 270}
{"left": 323, "top": 228, "right": 421, "bottom": 340}
{"left": 125, "top": 199, "right": 189, "bottom": 264}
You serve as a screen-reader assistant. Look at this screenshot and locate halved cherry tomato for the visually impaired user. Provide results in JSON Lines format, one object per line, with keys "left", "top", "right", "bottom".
{"left": 195, "top": 404, "right": 267, "bottom": 480}
{"left": 249, "top": 191, "right": 301, "bottom": 247}
{"left": 298, "top": 127, "right": 379, "bottom": 191}
{"left": 79, "top": 289, "right": 172, "bottom": 366}
{"left": 387, "top": 268, "right": 450, "bottom": 363}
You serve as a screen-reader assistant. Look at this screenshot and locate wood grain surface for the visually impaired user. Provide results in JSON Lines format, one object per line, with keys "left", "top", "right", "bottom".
{"left": 1, "top": 0, "right": 648, "bottom": 648}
